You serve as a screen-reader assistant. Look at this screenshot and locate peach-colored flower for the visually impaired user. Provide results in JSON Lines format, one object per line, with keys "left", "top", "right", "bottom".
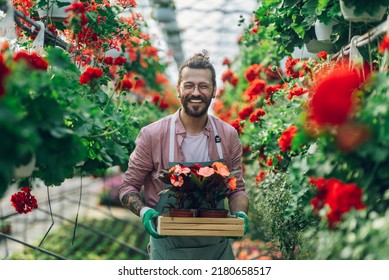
{"left": 212, "top": 162, "right": 230, "bottom": 177}
{"left": 169, "top": 164, "right": 191, "bottom": 175}
{"left": 198, "top": 166, "right": 215, "bottom": 177}
{"left": 228, "top": 176, "right": 237, "bottom": 191}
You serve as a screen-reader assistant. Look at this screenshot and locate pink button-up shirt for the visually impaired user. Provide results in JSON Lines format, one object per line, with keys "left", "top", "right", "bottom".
{"left": 119, "top": 110, "right": 247, "bottom": 208}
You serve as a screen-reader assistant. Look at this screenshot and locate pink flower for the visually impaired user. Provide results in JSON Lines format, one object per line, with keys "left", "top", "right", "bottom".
{"left": 198, "top": 166, "right": 215, "bottom": 177}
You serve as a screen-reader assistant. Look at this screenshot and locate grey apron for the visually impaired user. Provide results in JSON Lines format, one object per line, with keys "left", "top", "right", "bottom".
{"left": 149, "top": 113, "right": 235, "bottom": 260}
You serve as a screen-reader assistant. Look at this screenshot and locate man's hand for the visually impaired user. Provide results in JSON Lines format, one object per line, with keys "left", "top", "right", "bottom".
{"left": 235, "top": 211, "right": 249, "bottom": 235}
{"left": 141, "top": 207, "right": 165, "bottom": 239}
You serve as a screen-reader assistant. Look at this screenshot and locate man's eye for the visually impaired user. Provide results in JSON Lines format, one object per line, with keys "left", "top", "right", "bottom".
{"left": 199, "top": 85, "right": 209, "bottom": 90}
{"left": 184, "top": 84, "right": 194, "bottom": 89}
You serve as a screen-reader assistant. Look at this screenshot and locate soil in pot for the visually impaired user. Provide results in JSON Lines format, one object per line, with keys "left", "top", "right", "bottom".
{"left": 197, "top": 209, "right": 228, "bottom": 218}
{"left": 168, "top": 208, "right": 196, "bottom": 217}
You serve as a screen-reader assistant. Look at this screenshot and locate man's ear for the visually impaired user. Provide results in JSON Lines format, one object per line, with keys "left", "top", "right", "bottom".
{"left": 212, "top": 86, "right": 217, "bottom": 98}
{"left": 176, "top": 84, "right": 181, "bottom": 98}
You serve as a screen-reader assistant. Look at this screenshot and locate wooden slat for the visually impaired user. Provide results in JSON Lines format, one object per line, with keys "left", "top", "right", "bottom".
{"left": 159, "top": 229, "right": 243, "bottom": 236}
{"left": 157, "top": 216, "right": 244, "bottom": 237}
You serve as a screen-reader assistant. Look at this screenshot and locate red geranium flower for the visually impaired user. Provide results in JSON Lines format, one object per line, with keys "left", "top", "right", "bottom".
{"left": 249, "top": 109, "right": 266, "bottom": 123}
{"left": 308, "top": 65, "right": 366, "bottom": 126}
{"left": 278, "top": 125, "right": 298, "bottom": 152}
{"left": 230, "top": 119, "right": 243, "bottom": 135}
{"left": 238, "top": 105, "right": 254, "bottom": 120}
{"left": 287, "top": 86, "right": 308, "bottom": 100}
{"left": 379, "top": 34, "right": 389, "bottom": 53}
{"left": 79, "top": 67, "right": 103, "bottom": 84}
{"left": 317, "top": 51, "right": 328, "bottom": 60}
{"left": 245, "top": 64, "right": 262, "bottom": 82}
{"left": 13, "top": 51, "right": 49, "bottom": 71}
{"left": 10, "top": 186, "right": 38, "bottom": 214}
{"left": 309, "top": 177, "right": 365, "bottom": 227}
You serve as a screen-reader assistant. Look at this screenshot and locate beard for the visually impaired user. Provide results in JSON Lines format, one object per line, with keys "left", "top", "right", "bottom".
{"left": 180, "top": 95, "right": 212, "bottom": 117}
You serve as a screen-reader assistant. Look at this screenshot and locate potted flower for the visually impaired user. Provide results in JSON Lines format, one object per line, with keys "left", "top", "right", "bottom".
{"left": 157, "top": 164, "right": 201, "bottom": 216}
{"left": 191, "top": 162, "right": 237, "bottom": 217}
{"left": 157, "top": 162, "right": 237, "bottom": 217}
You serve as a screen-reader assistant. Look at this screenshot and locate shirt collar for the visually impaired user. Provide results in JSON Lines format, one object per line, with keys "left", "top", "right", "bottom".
{"left": 174, "top": 108, "right": 213, "bottom": 136}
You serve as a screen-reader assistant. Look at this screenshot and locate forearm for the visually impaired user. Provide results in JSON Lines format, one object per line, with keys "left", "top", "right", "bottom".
{"left": 120, "top": 192, "right": 146, "bottom": 217}
{"left": 229, "top": 195, "right": 249, "bottom": 215}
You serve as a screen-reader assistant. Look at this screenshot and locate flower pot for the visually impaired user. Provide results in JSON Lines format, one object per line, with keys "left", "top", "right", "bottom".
{"left": 38, "top": 0, "right": 72, "bottom": 22}
{"left": 197, "top": 209, "right": 228, "bottom": 218}
{"left": 314, "top": 20, "right": 336, "bottom": 43}
{"left": 339, "top": 0, "right": 387, "bottom": 22}
{"left": 13, "top": 153, "right": 36, "bottom": 179}
{"left": 305, "top": 39, "right": 336, "bottom": 54}
{"left": 168, "top": 208, "right": 196, "bottom": 217}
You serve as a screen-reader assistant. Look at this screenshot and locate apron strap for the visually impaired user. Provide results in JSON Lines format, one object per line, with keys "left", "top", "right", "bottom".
{"left": 169, "top": 113, "right": 177, "bottom": 163}
{"left": 209, "top": 116, "right": 223, "bottom": 160}
{"left": 169, "top": 112, "right": 223, "bottom": 162}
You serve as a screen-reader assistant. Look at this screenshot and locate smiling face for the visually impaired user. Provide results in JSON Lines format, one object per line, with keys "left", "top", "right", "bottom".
{"left": 177, "top": 67, "right": 216, "bottom": 118}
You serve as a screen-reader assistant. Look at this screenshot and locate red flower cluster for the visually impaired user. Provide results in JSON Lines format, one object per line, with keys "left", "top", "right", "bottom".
{"left": 309, "top": 65, "right": 366, "bottom": 126}
{"left": 287, "top": 86, "right": 308, "bottom": 100}
{"left": 278, "top": 125, "right": 298, "bottom": 152}
{"left": 10, "top": 186, "right": 38, "bottom": 214}
{"left": 309, "top": 177, "right": 365, "bottom": 227}
{"left": 255, "top": 171, "right": 267, "bottom": 184}
{"left": 113, "top": 56, "right": 127, "bottom": 66}
{"left": 221, "top": 69, "right": 239, "bottom": 87}
{"left": 238, "top": 105, "right": 254, "bottom": 120}
{"left": 285, "top": 57, "right": 306, "bottom": 78}
{"left": 379, "top": 34, "right": 389, "bottom": 53}
{"left": 249, "top": 108, "right": 266, "bottom": 123}
{"left": 244, "top": 64, "right": 262, "bottom": 82}
{"left": 79, "top": 67, "right": 103, "bottom": 84}
{"left": 317, "top": 51, "right": 328, "bottom": 60}
{"left": 222, "top": 57, "right": 231, "bottom": 66}
{"left": 13, "top": 51, "right": 49, "bottom": 71}
{"left": 152, "top": 95, "right": 169, "bottom": 109}
{"left": 265, "top": 65, "right": 282, "bottom": 81}
{"left": 0, "top": 55, "right": 10, "bottom": 97}
{"left": 230, "top": 119, "right": 243, "bottom": 135}
{"left": 244, "top": 78, "right": 266, "bottom": 101}
{"left": 115, "top": 78, "right": 133, "bottom": 92}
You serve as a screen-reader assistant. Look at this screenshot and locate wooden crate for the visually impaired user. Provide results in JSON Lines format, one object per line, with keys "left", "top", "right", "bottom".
{"left": 157, "top": 215, "right": 244, "bottom": 237}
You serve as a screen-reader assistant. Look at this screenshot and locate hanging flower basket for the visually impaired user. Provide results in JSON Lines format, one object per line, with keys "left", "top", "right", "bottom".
{"left": 305, "top": 39, "right": 336, "bottom": 54}
{"left": 314, "top": 20, "right": 336, "bottom": 43}
{"left": 13, "top": 153, "right": 36, "bottom": 179}
{"left": 339, "top": 0, "right": 387, "bottom": 22}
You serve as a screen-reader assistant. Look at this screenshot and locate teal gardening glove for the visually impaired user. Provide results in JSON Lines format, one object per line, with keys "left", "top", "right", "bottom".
{"left": 235, "top": 211, "right": 249, "bottom": 236}
{"left": 141, "top": 207, "right": 165, "bottom": 239}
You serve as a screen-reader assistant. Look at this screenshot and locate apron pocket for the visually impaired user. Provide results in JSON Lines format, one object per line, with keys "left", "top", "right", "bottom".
{"left": 166, "top": 240, "right": 232, "bottom": 260}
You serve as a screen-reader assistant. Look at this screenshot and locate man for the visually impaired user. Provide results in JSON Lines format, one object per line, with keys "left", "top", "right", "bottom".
{"left": 119, "top": 50, "right": 249, "bottom": 260}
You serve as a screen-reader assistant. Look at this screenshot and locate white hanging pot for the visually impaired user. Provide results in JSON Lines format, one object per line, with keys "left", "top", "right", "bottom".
{"left": 38, "top": 0, "right": 72, "bottom": 22}
{"left": 154, "top": 7, "right": 176, "bottom": 22}
{"left": 13, "top": 153, "right": 36, "bottom": 179}
{"left": 305, "top": 39, "right": 336, "bottom": 54}
{"left": 314, "top": 20, "right": 336, "bottom": 42}
{"left": 339, "top": 0, "right": 387, "bottom": 23}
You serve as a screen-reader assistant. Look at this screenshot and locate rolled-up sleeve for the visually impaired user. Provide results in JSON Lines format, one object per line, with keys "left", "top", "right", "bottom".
{"left": 119, "top": 127, "right": 154, "bottom": 202}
